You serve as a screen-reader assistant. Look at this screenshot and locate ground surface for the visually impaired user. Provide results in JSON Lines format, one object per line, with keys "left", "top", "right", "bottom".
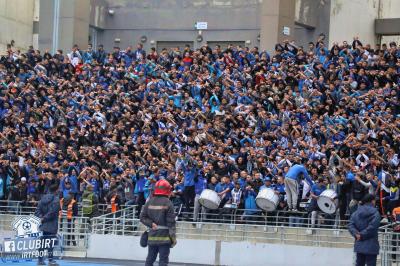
{"left": 0, "top": 257, "right": 203, "bottom": 266}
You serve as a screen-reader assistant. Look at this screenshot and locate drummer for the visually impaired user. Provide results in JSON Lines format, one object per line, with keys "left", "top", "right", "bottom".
{"left": 215, "top": 176, "right": 234, "bottom": 208}
{"left": 259, "top": 177, "right": 275, "bottom": 191}
{"left": 285, "top": 164, "right": 313, "bottom": 212}
{"left": 309, "top": 177, "right": 327, "bottom": 228}
{"left": 193, "top": 172, "right": 208, "bottom": 223}
{"left": 274, "top": 176, "right": 286, "bottom": 197}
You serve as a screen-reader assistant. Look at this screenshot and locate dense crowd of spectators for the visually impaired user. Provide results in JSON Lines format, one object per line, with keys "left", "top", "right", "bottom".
{"left": 0, "top": 36, "right": 399, "bottom": 223}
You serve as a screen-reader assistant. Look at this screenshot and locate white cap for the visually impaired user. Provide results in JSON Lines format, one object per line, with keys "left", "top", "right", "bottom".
{"left": 21, "top": 177, "right": 27, "bottom": 182}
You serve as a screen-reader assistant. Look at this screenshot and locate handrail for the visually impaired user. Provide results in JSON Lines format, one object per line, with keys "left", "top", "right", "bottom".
{"left": 0, "top": 200, "right": 130, "bottom": 217}
{"left": 1, "top": 199, "right": 350, "bottom": 228}
{"left": 89, "top": 216, "right": 354, "bottom": 248}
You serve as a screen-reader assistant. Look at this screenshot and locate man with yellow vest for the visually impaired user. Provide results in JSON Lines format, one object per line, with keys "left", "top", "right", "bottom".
{"left": 59, "top": 191, "right": 78, "bottom": 246}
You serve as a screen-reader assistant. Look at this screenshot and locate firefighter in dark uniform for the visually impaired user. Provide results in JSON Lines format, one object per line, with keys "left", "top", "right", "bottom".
{"left": 140, "top": 179, "right": 177, "bottom": 266}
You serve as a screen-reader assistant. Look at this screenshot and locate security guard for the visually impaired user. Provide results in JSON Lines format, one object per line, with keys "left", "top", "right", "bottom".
{"left": 140, "top": 179, "right": 176, "bottom": 266}
{"left": 59, "top": 191, "right": 78, "bottom": 246}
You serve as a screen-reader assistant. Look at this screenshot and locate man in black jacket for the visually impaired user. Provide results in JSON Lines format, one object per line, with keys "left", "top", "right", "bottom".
{"left": 140, "top": 179, "right": 176, "bottom": 266}
{"left": 34, "top": 182, "right": 60, "bottom": 266}
{"left": 348, "top": 194, "right": 381, "bottom": 266}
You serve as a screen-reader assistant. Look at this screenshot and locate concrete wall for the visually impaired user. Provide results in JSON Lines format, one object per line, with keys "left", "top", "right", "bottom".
{"left": 39, "top": 0, "right": 90, "bottom": 53}
{"left": 89, "top": 0, "right": 107, "bottom": 29}
{"left": 91, "top": 0, "right": 260, "bottom": 51}
{"left": 38, "top": 0, "right": 54, "bottom": 51}
{"left": 72, "top": 0, "right": 91, "bottom": 49}
{"left": 294, "top": 0, "right": 331, "bottom": 48}
{"left": 87, "top": 234, "right": 354, "bottom": 266}
{"left": 380, "top": 0, "right": 400, "bottom": 19}
{"left": 0, "top": 0, "right": 34, "bottom": 52}
{"left": 329, "top": 0, "right": 379, "bottom": 46}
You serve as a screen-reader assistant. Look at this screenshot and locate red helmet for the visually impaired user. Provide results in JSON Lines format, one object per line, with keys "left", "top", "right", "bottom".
{"left": 154, "top": 179, "right": 172, "bottom": 196}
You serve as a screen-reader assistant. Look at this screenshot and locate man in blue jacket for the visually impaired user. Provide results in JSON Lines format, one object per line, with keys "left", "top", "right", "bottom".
{"left": 193, "top": 172, "right": 207, "bottom": 223}
{"left": 348, "top": 194, "right": 381, "bottom": 266}
{"left": 35, "top": 182, "right": 60, "bottom": 266}
{"left": 284, "top": 164, "right": 313, "bottom": 211}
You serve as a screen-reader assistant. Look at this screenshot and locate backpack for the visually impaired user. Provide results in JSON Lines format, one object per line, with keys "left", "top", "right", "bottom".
{"left": 82, "top": 193, "right": 94, "bottom": 216}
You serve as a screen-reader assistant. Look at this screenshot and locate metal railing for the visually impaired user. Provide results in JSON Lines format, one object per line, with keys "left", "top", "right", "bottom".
{"left": 177, "top": 206, "right": 349, "bottom": 229}
{"left": 379, "top": 224, "right": 400, "bottom": 266}
{"left": 4, "top": 205, "right": 400, "bottom": 265}
{"left": 0, "top": 200, "right": 37, "bottom": 215}
{"left": 90, "top": 215, "right": 354, "bottom": 249}
{"left": 1, "top": 200, "right": 349, "bottom": 229}
{"left": 0, "top": 200, "right": 126, "bottom": 217}
{"left": 91, "top": 205, "right": 138, "bottom": 235}
{"left": 58, "top": 216, "right": 91, "bottom": 251}
{"left": 87, "top": 203, "right": 353, "bottom": 248}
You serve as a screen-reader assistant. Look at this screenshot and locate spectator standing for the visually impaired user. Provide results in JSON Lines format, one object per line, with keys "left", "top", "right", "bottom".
{"left": 284, "top": 164, "right": 313, "bottom": 211}
{"left": 82, "top": 184, "right": 99, "bottom": 218}
{"left": 59, "top": 191, "right": 78, "bottom": 246}
{"left": 309, "top": 177, "right": 327, "bottom": 228}
{"left": 348, "top": 194, "right": 381, "bottom": 266}
{"left": 350, "top": 173, "right": 369, "bottom": 214}
{"left": 193, "top": 173, "right": 207, "bottom": 223}
{"left": 34, "top": 182, "right": 60, "bottom": 266}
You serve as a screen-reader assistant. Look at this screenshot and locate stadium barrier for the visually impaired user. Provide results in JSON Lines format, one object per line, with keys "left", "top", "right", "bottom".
{"left": 2, "top": 210, "right": 400, "bottom": 265}
{"left": 0, "top": 200, "right": 123, "bottom": 216}
{"left": 0, "top": 200, "right": 350, "bottom": 229}
{"left": 379, "top": 224, "right": 400, "bottom": 266}
{"left": 89, "top": 213, "right": 355, "bottom": 265}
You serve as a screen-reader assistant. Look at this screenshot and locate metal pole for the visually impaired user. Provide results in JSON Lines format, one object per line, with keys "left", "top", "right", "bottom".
{"left": 52, "top": 0, "right": 60, "bottom": 54}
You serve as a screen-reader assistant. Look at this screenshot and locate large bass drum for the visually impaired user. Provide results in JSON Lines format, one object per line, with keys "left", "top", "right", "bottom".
{"left": 256, "top": 188, "right": 279, "bottom": 212}
{"left": 317, "top": 189, "right": 338, "bottom": 214}
{"left": 199, "top": 189, "right": 221, "bottom": 210}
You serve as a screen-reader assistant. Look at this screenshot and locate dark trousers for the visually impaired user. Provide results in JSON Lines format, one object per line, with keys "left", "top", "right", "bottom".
{"left": 60, "top": 218, "right": 76, "bottom": 246}
{"left": 137, "top": 192, "right": 146, "bottom": 216}
{"left": 183, "top": 185, "right": 195, "bottom": 213}
{"left": 356, "top": 253, "right": 377, "bottom": 266}
{"left": 339, "top": 197, "right": 348, "bottom": 222}
{"left": 145, "top": 244, "right": 170, "bottom": 266}
{"left": 38, "top": 231, "right": 55, "bottom": 262}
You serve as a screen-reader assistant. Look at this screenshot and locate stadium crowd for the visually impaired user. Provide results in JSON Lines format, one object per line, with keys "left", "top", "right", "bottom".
{"left": 0, "top": 36, "right": 399, "bottom": 224}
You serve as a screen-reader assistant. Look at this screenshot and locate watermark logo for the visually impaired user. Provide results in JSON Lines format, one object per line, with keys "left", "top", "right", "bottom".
{"left": 3, "top": 241, "right": 15, "bottom": 252}
{"left": 1, "top": 215, "right": 62, "bottom": 262}
{"left": 12, "top": 215, "right": 41, "bottom": 238}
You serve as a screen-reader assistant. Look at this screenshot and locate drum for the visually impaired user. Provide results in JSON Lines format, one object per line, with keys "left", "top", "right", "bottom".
{"left": 256, "top": 188, "right": 279, "bottom": 211}
{"left": 317, "top": 189, "right": 338, "bottom": 214}
{"left": 199, "top": 189, "right": 221, "bottom": 210}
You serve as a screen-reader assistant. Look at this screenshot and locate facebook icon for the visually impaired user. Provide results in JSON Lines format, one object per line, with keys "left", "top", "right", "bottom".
{"left": 4, "top": 241, "right": 15, "bottom": 252}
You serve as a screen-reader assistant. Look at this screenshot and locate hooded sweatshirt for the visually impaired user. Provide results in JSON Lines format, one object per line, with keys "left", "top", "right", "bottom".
{"left": 348, "top": 203, "right": 380, "bottom": 255}
{"left": 34, "top": 193, "right": 60, "bottom": 234}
